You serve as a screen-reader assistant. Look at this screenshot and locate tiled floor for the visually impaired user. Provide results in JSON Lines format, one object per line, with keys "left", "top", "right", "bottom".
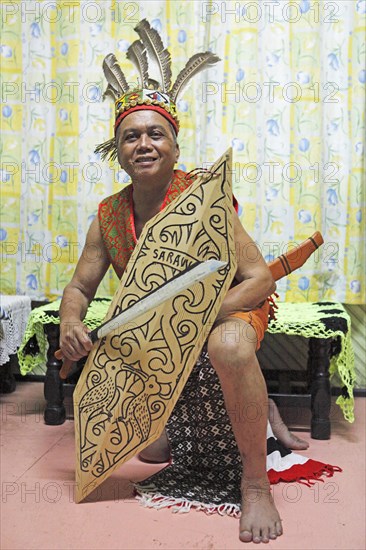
{"left": 1, "top": 381, "right": 365, "bottom": 549}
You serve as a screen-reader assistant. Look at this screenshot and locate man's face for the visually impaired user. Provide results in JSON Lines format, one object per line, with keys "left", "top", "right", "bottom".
{"left": 116, "top": 110, "right": 180, "bottom": 181}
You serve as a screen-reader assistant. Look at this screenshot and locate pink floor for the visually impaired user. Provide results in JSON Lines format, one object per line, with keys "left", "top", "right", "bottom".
{"left": 1, "top": 381, "right": 365, "bottom": 549}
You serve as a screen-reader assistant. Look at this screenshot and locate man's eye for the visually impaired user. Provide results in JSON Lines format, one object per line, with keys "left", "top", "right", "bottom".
{"left": 125, "top": 134, "right": 137, "bottom": 141}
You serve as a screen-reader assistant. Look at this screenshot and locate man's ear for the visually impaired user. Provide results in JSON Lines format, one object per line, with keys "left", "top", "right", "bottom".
{"left": 175, "top": 142, "right": 180, "bottom": 163}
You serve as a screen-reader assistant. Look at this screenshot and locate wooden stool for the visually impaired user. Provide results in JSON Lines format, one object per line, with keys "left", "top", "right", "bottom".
{"left": 262, "top": 301, "right": 354, "bottom": 439}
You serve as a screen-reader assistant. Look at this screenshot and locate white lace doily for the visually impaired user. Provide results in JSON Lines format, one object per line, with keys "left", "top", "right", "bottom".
{"left": 0, "top": 295, "right": 32, "bottom": 365}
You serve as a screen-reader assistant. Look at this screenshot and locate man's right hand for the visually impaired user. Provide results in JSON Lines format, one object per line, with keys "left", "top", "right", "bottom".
{"left": 58, "top": 320, "right": 93, "bottom": 379}
{"left": 60, "top": 320, "right": 93, "bottom": 360}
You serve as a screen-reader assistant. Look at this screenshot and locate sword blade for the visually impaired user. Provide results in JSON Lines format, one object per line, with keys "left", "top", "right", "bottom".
{"left": 90, "top": 259, "right": 227, "bottom": 342}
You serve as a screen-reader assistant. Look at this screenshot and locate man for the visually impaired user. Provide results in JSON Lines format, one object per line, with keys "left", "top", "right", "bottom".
{"left": 59, "top": 19, "right": 312, "bottom": 543}
{"left": 60, "top": 108, "right": 283, "bottom": 543}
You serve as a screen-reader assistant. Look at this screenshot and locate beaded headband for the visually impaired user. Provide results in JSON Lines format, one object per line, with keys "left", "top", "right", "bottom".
{"left": 95, "top": 19, "right": 220, "bottom": 161}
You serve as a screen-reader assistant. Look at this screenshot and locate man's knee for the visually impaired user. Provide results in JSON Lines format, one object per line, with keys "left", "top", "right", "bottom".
{"left": 210, "top": 319, "right": 257, "bottom": 348}
{"left": 208, "top": 321, "right": 257, "bottom": 370}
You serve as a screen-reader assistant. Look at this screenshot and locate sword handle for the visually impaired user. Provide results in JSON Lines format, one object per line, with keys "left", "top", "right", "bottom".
{"left": 88, "top": 328, "right": 99, "bottom": 344}
{"left": 55, "top": 349, "right": 74, "bottom": 379}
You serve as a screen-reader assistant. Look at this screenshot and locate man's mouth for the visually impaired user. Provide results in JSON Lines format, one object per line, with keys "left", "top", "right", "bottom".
{"left": 135, "top": 157, "right": 158, "bottom": 164}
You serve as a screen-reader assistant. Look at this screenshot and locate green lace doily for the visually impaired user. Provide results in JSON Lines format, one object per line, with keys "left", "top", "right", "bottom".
{"left": 18, "top": 299, "right": 355, "bottom": 422}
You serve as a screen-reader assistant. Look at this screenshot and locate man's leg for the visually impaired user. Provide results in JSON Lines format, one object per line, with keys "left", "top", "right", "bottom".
{"left": 207, "top": 318, "right": 283, "bottom": 544}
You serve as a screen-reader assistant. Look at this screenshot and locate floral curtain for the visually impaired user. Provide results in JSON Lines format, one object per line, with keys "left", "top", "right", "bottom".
{"left": 1, "top": 0, "right": 365, "bottom": 303}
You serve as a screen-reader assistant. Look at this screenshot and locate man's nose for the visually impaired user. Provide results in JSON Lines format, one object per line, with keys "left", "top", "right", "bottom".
{"left": 137, "top": 134, "right": 152, "bottom": 149}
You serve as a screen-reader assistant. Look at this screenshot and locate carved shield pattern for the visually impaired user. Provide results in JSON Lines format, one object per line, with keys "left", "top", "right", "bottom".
{"left": 73, "top": 149, "right": 237, "bottom": 502}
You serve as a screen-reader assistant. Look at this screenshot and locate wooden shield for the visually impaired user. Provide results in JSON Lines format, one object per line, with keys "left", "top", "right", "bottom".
{"left": 73, "top": 149, "right": 237, "bottom": 502}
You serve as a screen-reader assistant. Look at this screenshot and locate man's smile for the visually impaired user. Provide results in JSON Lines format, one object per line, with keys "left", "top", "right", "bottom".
{"left": 134, "top": 156, "right": 158, "bottom": 164}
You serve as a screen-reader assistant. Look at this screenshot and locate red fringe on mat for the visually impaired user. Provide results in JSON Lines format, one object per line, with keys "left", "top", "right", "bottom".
{"left": 268, "top": 460, "right": 342, "bottom": 487}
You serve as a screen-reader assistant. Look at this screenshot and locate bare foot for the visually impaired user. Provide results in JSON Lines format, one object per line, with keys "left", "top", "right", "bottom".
{"left": 138, "top": 430, "right": 170, "bottom": 463}
{"left": 240, "top": 476, "right": 283, "bottom": 544}
{"left": 268, "top": 398, "right": 309, "bottom": 450}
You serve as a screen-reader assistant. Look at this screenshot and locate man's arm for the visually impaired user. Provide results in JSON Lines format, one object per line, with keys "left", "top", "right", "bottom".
{"left": 59, "top": 216, "right": 111, "bottom": 361}
{"left": 215, "top": 208, "right": 276, "bottom": 321}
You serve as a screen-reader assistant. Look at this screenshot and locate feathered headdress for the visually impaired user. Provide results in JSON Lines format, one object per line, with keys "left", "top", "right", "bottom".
{"left": 95, "top": 19, "right": 220, "bottom": 161}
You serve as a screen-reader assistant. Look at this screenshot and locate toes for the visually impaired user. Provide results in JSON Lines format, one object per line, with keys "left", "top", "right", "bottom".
{"left": 292, "top": 443, "right": 309, "bottom": 451}
{"left": 240, "top": 527, "right": 274, "bottom": 544}
{"left": 289, "top": 435, "right": 309, "bottom": 450}
{"left": 251, "top": 527, "right": 263, "bottom": 544}
{"left": 239, "top": 529, "right": 253, "bottom": 543}
{"left": 296, "top": 439, "right": 309, "bottom": 450}
{"left": 241, "top": 526, "right": 280, "bottom": 544}
{"left": 275, "top": 520, "right": 283, "bottom": 536}
{"left": 269, "top": 518, "right": 283, "bottom": 539}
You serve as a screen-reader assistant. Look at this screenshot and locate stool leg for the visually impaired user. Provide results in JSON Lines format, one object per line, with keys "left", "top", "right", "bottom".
{"left": 0, "top": 360, "right": 16, "bottom": 393}
{"left": 44, "top": 323, "right": 66, "bottom": 425}
{"left": 308, "top": 337, "right": 331, "bottom": 439}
